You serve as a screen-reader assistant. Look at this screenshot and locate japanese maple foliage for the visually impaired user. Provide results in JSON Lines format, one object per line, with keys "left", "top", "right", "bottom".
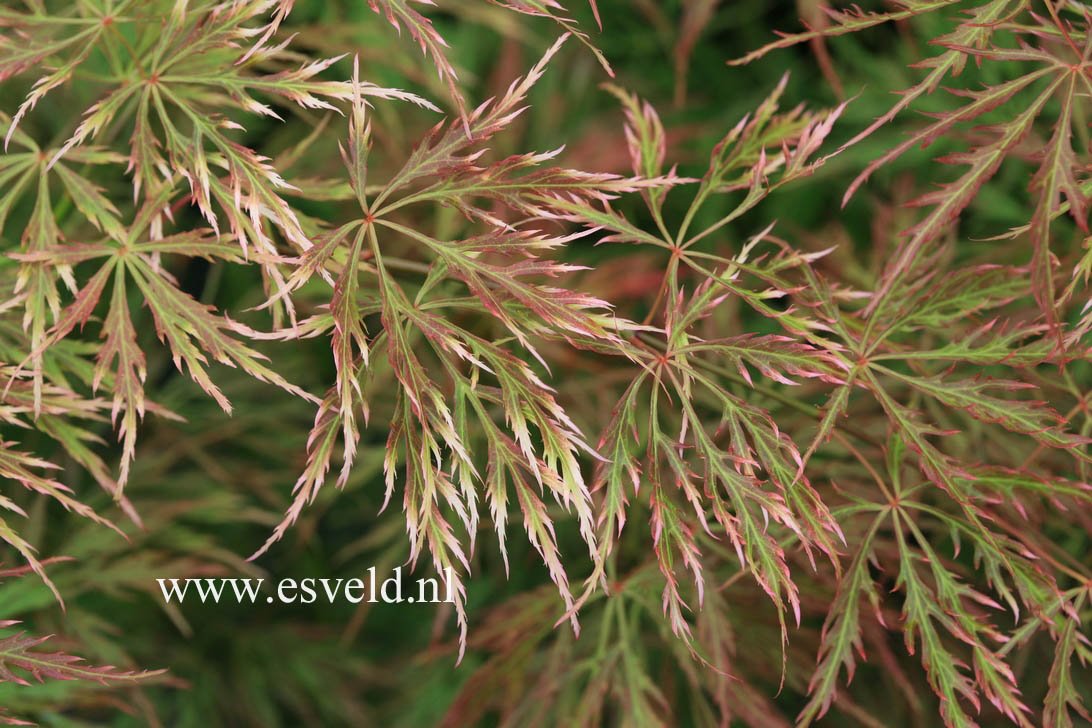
{"left": 0, "top": 0, "right": 1090, "bottom": 726}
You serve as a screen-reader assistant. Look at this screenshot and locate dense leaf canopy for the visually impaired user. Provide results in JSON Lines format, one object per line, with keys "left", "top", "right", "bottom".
{"left": 0, "top": 0, "right": 1090, "bottom": 726}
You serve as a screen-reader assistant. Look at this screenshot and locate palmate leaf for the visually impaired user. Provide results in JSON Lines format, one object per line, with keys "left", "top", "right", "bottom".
{"left": 564, "top": 82, "right": 852, "bottom": 666}
{"left": 253, "top": 35, "right": 652, "bottom": 658}
{"left": 548, "top": 75, "right": 845, "bottom": 278}
{"left": 376, "top": 286, "right": 606, "bottom": 656}
{"left": 584, "top": 297, "right": 846, "bottom": 651}
{"left": 812, "top": 427, "right": 1048, "bottom": 728}
{"left": 803, "top": 216, "right": 1089, "bottom": 616}
{"left": 5, "top": 1, "right": 1092, "bottom": 724}
{"left": 0, "top": 115, "right": 128, "bottom": 417}
{"left": 366, "top": 9, "right": 1078, "bottom": 728}
{"left": 864, "top": 385, "right": 1069, "bottom": 632}
{"left": 15, "top": 193, "right": 314, "bottom": 491}
{"left": 377, "top": 288, "right": 600, "bottom": 654}
{"left": 829, "top": 366, "right": 1078, "bottom": 724}
{"left": 27, "top": 0, "right": 434, "bottom": 291}
{"left": 734, "top": 0, "right": 1092, "bottom": 328}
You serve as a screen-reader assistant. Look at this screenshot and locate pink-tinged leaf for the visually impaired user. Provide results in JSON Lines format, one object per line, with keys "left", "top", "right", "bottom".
{"left": 677, "top": 334, "right": 847, "bottom": 387}
{"left": 649, "top": 477, "right": 702, "bottom": 641}
{"left": 875, "top": 365, "right": 1092, "bottom": 456}
{"left": 1028, "top": 71, "right": 1089, "bottom": 328}
{"left": 376, "top": 33, "right": 571, "bottom": 202}
{"left": 251, "top": 392, "right": 344, "bottom": 561}
{"left": 2, "top": 18, "right": 106, "bottom": 149}
{"left": 328, "top": 227, "right": 371, "bottom": 478}
{"left": 378, "top": 221, "right": 628, "bottom": 353}
{"left": 832, "top": 0, "right": 1024, "bottom": 155}
{"left": 509, "top": 443, "right": 581, "bottom": 630}
{"left": 0, "top": 440, "right": 122, "bottom": 606}
{"left": 843, "top": 66, "right": 1056, "bottom": 206}
{"left": 602, "top": 84, "right": 667, "bottom": 213}
{"left": 487, "top": 1, "right": 613, "bottom": 74}
{"left": 0, "top": 707, "right": 32, "bottom": 725}
{"left": 728, "top": 0, "right": 965, "bottom": 67}
{"left": 1043, "top": 598, "right": 1092, "bottom": 728}
{"left": 799, "top": 516, "right": 883, "bottom": 727}
{"left": 127, "top": 258, "right": 316, "bottom": 415}
{"left": 865, "top": 73, "right": 1064, "bottom": 319}
{"left": 367, "top": 0, "right": 468, "bottom": 127}
{"left": 96, "top": 273, "right": 146, "bottom": 489}
{"left": 590, "top": 377, "right": 645, "bottom": 559}
{"left": 0, "top": 630, "right": 163, "bottom": 686}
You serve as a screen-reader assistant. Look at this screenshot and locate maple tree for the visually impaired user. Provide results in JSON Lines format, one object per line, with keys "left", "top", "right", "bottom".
{"left": 0, "top": 0, "right": 1090, "bottom": 725}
